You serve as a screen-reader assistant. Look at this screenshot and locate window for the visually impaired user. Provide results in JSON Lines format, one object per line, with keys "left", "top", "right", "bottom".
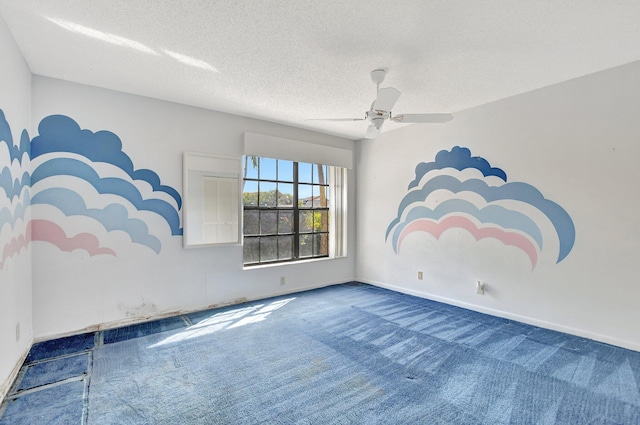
{"left": 242, "top": 131, "right": 350, "bottom": 265}
{"left": 243, "top": 157, "right": 333, "bottom": 265}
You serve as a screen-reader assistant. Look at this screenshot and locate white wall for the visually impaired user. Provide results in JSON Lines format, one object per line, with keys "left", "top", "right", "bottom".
{"left": 31, "top": 76, "right": 356, "bottom": 339}
{"left": 357, "top": 60, "right": 640, "bottom": 351}
{"left": 0, "top": 15, "right": 32, "bottom": 399}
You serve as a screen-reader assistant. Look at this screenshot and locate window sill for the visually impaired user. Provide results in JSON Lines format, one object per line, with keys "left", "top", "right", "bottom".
{"left": 242, "top": 255, "right": 345, "bottom": 270}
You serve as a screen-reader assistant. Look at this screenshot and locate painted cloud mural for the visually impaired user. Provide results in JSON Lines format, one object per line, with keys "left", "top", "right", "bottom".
{"left": 0, "top": 110, "right": 182, "bottom": 269}
{"left": 386, "top": 146, "right": 575, "bottom": 269}
{"left": 0, "top": 110, "right": 31, "bottom": 269}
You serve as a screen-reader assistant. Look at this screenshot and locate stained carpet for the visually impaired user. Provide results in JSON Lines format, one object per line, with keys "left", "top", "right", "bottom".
{"left": 1, "top": 283, "right": 639, "bottom": 424}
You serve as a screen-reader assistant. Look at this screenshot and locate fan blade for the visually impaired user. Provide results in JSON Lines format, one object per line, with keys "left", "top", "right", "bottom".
{"left": 305, "top": 118, "right": 365, "bottom": 121}
{"left": 372, "top": 87, "right": 401, "bottom": 112}
{"left": 391, "top": 113, "right": 454, "bottom": 123}
{"left": 365, "top": 124, "right": 380, "bottom": 139}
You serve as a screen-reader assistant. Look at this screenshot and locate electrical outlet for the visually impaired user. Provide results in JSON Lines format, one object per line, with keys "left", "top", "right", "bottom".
{"left": 15, "top": 322, "right": 20, "bottom": 342}
{"left": 280, "top": 276, "right": 286, "bottom": 286}
{"left": 476, "top": 281, "right": 485, "bottom": 295}
{"left": 417, "top": 271, "right": 423, "bottom": 280}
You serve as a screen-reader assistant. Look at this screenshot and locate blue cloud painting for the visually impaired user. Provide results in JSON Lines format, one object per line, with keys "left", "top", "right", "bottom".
{"left": 408, "top": 146, "right": 507, "bottom": 189}
{"left": 31, "top": 115, "right": 181, "bottom": 210}
{"left": 0, "top": 109, "right": 30, "bottom": 268}
{"left": 387, "top": 146, "right": 575, "bottom": 268}
{"left": 1, "top": 110, "right": 182, "bottom": 268}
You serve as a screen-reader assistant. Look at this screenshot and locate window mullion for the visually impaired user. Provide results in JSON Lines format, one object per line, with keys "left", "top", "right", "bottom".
{"left": 293, "top": 162, "right": 299, "bottom": 260}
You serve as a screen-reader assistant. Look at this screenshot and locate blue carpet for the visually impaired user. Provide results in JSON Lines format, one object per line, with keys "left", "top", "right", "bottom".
{"left": 18, "top": 353, "right": 89, "bottom": 392}
{"left": 0, "top": 380, "right": 85, "bottom": 425}
{"left": 1, "top": 283, "right": 640, "bottom": 424}
{"left": 26, "top": 332, "right": 95, "bottom": 362}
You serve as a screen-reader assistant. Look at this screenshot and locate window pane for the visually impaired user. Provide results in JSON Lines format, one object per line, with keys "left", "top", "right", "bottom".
{"left": 260, "top": 236, "right": 278, "bottom": 262}
{"left": 260, "top": 157, "right": 277, "bottom": 180}
{"left": 316, "top": 185, "right": 328, "bottom": 207}
{"left": 260, "top": 210, "right": 277, "bottom": 235}
{"left": 244, "top": 156, "right": 259, "bottom": 179}
{"left": 298, "top": 184, "right": 313, "bottom": 208}
{"left": 299, "top": 162, "right": 313, "bottom": 183}
{"left": 243, "top": 180, "right": 258, "bottom": 206}
{"left": 299, "top": 210, "right": 313, "bottom": 233}
{"left": 277, "top": 183, "right": 293, "bottom": 206}
{"left": 313, "top": 210, "right": 328, "bottom": 232}
{"left": 278, "top": 210, "right": 293, "bottom": 234}
{"left": 243, "top": 210, "right": 259, "bottom": 235}
{"left": 299, "top": 234, "right": 313, "bottom": 257}
{"left": 312, "top": 164, "right": 328, "bottom": 185}
{"left": 277, "top": 160, "right": 293, "bottom": 182}
{"left": 315, "top": 234, "right": 329, "bottom": 256}
{"left": 278, "top": 236, "right": 293, "bottom": 260}
{"left": 243, "top": 237, "right": 260, "bottom": 263}
{"left": 259, "top": 182, "right": 276, "bottom": 207}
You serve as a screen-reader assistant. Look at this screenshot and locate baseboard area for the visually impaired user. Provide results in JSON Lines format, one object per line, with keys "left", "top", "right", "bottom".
{"left": 360, "top": 278, "right": 640, "bottom": 353}
{"left": 0, "top": 343, "right": 30, "bottom": 403}
{"left": 30, "top": 278, "right": 640, "bottom": 352}
{"left": 34, "top": 280, "right": 349, "bottom": 343}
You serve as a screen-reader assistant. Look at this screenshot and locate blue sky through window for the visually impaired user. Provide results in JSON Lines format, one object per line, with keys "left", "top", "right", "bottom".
{"left": 243, "top": 157, "right": 326, "bottom": 199}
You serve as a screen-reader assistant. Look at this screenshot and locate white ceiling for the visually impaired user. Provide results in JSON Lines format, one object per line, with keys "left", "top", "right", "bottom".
{"left": 1, "top": 1, "right": 640, "bottom": 140}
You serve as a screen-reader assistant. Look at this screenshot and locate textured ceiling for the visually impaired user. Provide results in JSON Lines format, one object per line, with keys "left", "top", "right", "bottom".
{"left": 1, "top": 1, "right": 640, "bottom": 140}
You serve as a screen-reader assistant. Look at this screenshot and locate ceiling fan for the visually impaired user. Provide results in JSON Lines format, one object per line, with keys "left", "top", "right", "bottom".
{"left": 310, "top": 69, "right": 453, "bottom": 139}
{"left": 314, "top": 69, "right": 453, "bottom": 139}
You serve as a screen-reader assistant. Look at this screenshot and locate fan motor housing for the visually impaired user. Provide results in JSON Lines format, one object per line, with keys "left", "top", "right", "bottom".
{"left": 370, "top": 69, "right": 386, "bottom": 85}
{"left": 366, "top": 110, "right": 389, "bottom": 121}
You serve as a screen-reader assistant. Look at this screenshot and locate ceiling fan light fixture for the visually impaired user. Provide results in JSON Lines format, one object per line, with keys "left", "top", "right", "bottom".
{"left": 365, "top": 125, "right": 380, "bottom": 139}
{"left": 371, "top": 117, "right": 384, "bottom": 129}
